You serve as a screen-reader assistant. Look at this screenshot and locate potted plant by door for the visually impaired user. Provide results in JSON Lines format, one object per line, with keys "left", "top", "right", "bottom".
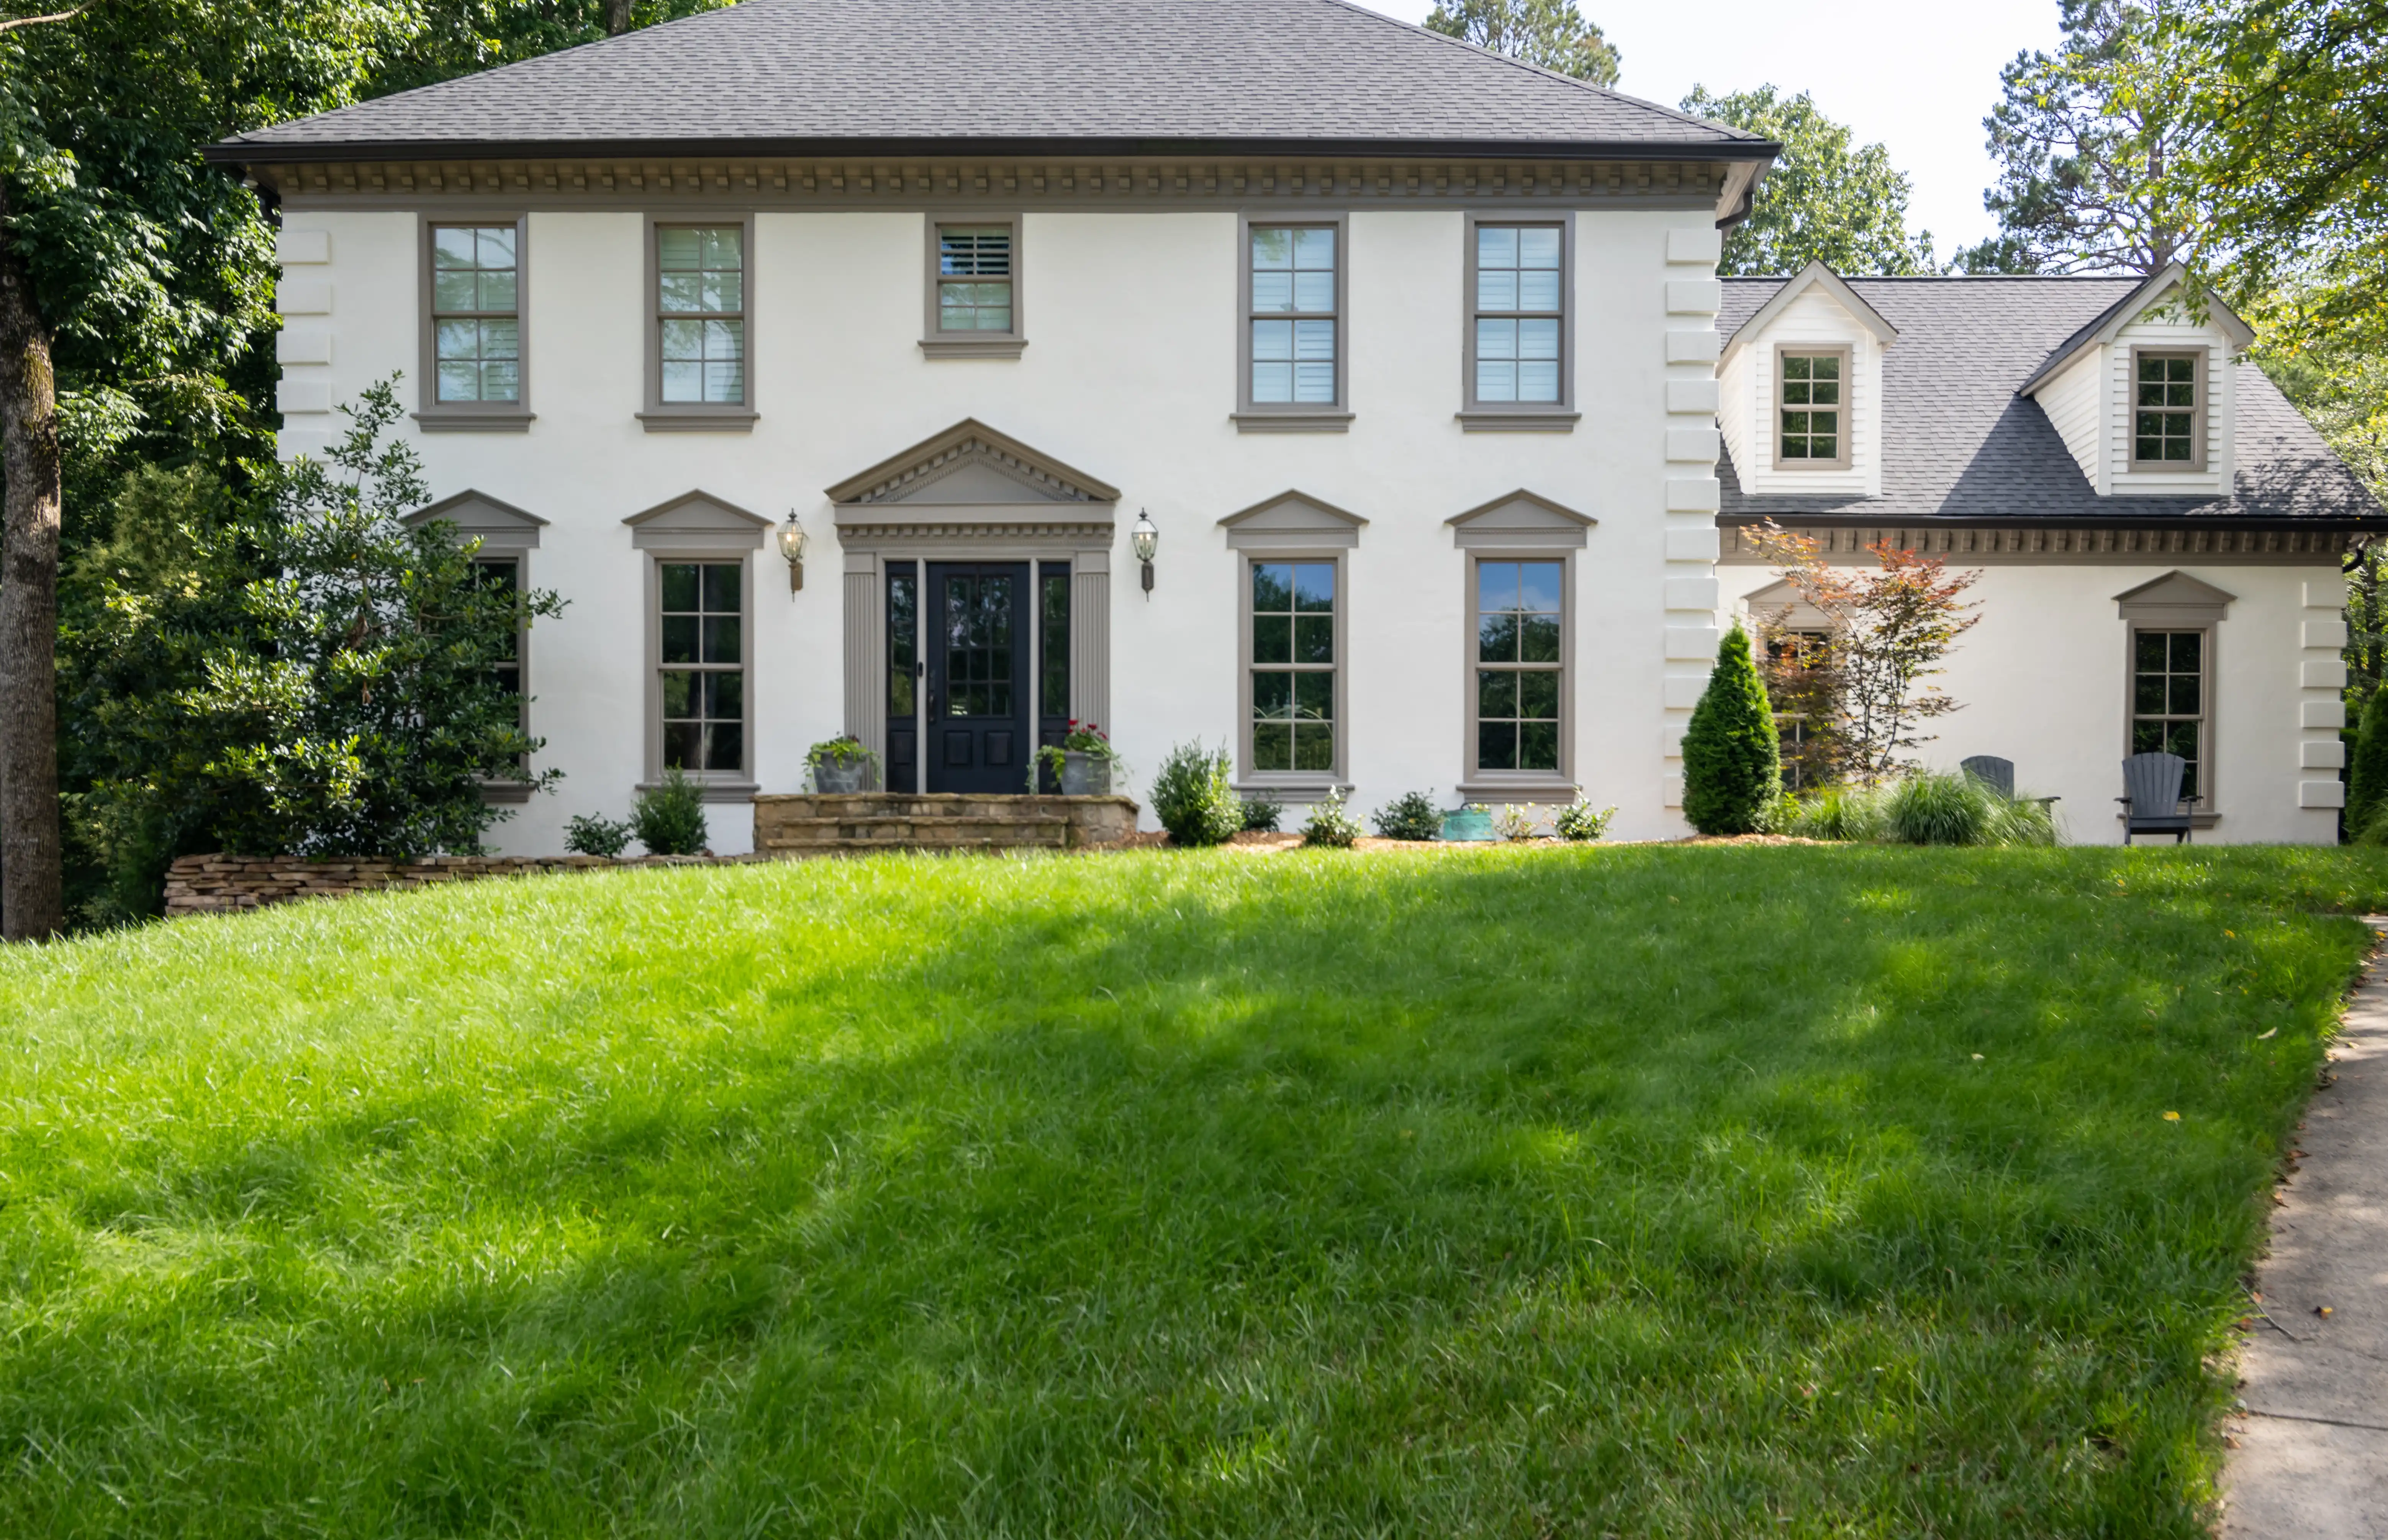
{"left": 1058, "top": 721, "right": 1120, "bottom": 795}
{"left": 806, "top": 735, "right": 878, "bottom": 794}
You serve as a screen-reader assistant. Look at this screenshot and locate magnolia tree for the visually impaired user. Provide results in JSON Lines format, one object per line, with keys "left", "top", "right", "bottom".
{"left": 1744, "top": 524, "right": 1983, "bottom": 785}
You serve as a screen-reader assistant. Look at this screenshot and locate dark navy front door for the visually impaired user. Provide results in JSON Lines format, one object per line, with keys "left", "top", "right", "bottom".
{"left": 926, "top": 562, "right": 1030, "bottom": 794}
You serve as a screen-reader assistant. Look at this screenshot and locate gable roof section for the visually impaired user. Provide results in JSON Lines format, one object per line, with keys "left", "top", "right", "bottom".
{"left": 1716, "top": 261, "right": 1897, "bottom": 368}
{"left": 2018, "top": 263, "right": 2257, "bottom": 396}
{"left": 826, "top": 419, "right": 1119, "bottom": 505}
{"left": 208, "top": 0, "right": 1772, "bottom": 162}
{"left": 1715, "top": 273, "right": 2385, "bottom": 527}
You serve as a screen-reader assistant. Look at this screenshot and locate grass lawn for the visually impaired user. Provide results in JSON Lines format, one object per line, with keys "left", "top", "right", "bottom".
{"left": 1, "top": 844, "right": 2382, "bottom": 1537}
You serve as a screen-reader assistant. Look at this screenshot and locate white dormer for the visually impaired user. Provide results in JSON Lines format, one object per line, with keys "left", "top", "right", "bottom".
{"left": 2019, "top": 263, "right": 2255, "bottom": 498}
{"left": 1717, "top": 262, "right": 1898, "bottom": 500}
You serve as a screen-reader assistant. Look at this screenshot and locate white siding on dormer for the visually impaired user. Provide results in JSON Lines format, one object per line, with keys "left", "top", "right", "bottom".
{"left": 1716, "top": 331, "right": 1753, "bottom": 486}
{"left": 2105, "top": 314, "right": 2234, "bottom": 496}
{"left": 1732, "top": 286, "right": 1884, "bottom": 499}
{"left": 2033, "top": 345, "right": 2105, "bottom": 494}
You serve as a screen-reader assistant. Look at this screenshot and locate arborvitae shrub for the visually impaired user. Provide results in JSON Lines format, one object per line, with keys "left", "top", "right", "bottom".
{"left": 2348, "top": 681, "right": 2388, "bottom": 840}
{"left": 631, "top": 768, "right": 709, "bottom": 855}
{"left": 1680, "top": 624, "right": 1781, "bottom": 836}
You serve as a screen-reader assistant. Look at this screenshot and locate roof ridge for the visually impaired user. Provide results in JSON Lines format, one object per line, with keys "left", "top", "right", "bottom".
{"left": 1310, "top": 0, "right": 1764, "bottom": 141}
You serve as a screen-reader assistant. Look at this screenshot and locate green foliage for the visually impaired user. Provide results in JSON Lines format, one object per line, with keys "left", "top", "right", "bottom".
{"left": 1680, "top": 85, "right": 1936, "bottom": 275}
{"left": 805, "top": 735, "right": 876, "bottom": 769}
{"left": 1149, "top": 741, "right": 1243, "bottom": 846}
{"left": 1371, "top": 791, "right": 1445, "bottom": 842}
{"left": 631, "top": 768, "right": 707, "bottom": 856}
{"left": 564, "top": 814, "right": 634, "bottom": 858}
{"left": 0, "top": 846, "right": 2374, "bottom": 1534}
{"left": 2347, "top": 682, "right": 2388, "bottom": 837}
{"left": 1554, "top": 797, "right": 1615, "bottom": 841}
{"left": 1240, "top": 795, "right": 1283, "bottom": 833}
{"left": 1680, "top": 625, "right": 1782, "bottom": 835}
{"left": 1424, "top": 0, "right": 1620, "bottom": 85}
{"left": 1956, "top": 0, "right": 2196, "bottom": 275}
{"left": 57, "top": 382, "right": 557, "bottom": 915}
{"left": 1773, "top": 773, "right": 2059, "bottom": 846}
{"left": 1300, "top": 789, "right": 1362, "bottom": 848}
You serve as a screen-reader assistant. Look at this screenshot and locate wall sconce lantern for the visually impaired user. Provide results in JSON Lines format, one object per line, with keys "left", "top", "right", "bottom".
{"left": 777, "top": 510, "right": 809, "bottom": 591}
{"left": 1130, "top": 508, "right": 1159, "bottom": 594}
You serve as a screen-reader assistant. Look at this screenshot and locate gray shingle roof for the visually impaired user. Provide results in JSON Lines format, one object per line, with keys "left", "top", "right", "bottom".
{"left": 1716, "top": 275, "right": 2384, "bottom": 525}
{"left": 213, "top": 0, "right": 1767, "bottom": 159}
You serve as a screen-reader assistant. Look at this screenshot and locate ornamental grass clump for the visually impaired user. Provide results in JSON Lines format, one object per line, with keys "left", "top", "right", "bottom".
{"left": 1774, "top": 771, "right": 2056, "bottom": 847}
{"left": 1150, "top": 741, "right": 1243, "bottom": 847}
{"left": 1371, "top": 791, "right": 1444, "bottom": 841}
{"left": 1680, "top": 624, "right": 1781, "bottom": 835}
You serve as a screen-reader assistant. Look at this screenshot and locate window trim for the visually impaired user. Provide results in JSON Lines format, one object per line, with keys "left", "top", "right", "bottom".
{"left": 1458, "top": 213, "right": 1579, "bottom": 433}
{"left": 641, "top": 550, "right": 758, "bottom": 798}
{"left": 2126, "top": 345, "right": 2209, "bottom": 473}
{"left": 1769, "top": 343, "right": 1853, "bottom": 472}
{"left": 921, "top": 213, "right": 1025, "bottom": 359}
{"left": 1458, "top": 550, "right": 1577, "bottom": 799}
{"left": 2123, "top": 619, "right": 2220, "bottom": 824}
{"left": 1233, "top": 211, "right": 1353, "bottom": 434}
{"left": 640, "top": 211, "right": 759, "bottom": 433}
{"left": 414, "top": 214, "right": 533, "bottom": 433}
{"left": 1236, "top": 550, "right": 1349, "bottom": 791}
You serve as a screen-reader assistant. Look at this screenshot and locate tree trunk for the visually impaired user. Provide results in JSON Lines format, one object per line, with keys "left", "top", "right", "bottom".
{"left": 0, "top": 187, "right": 64, "bottom": 940}
{"left": 606, "top": 0, "right": 634, "bottom": 35}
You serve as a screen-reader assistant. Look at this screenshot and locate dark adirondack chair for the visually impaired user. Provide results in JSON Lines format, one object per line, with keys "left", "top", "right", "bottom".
{"left": 1959, "top": 756, "right": 2014, "bottom": 798}
{"left": 2118, "top": 752, "right": 2199, "bottom": 843}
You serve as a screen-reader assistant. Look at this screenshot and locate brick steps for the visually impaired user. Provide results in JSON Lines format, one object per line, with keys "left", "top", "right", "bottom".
{"left": 759, "top": 815, "right": 1073, "bottom": 852}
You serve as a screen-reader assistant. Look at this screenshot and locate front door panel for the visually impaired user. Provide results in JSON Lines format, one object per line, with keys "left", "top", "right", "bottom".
{"left": 927, "top": 562, "right": 1030, "bottom": 794}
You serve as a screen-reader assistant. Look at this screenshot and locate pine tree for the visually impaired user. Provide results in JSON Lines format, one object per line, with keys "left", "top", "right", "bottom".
{"left": 2347, "top": 680, "right": 2388, "bottom": 839}
{"left": 1681, "top": 625, "right": 1782, "bottom": 836}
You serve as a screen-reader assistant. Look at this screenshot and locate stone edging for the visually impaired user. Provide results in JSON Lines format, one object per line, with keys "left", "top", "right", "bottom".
{"left": 162, "top": 852, "right": 747, "bottom": 918}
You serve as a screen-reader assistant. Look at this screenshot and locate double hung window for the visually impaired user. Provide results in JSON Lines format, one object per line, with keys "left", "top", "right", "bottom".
{"left": 657, "top": 560, "right": 745, "bottom": 774}
{"left": 2132, "top": 352, "right": 2203, "bottom": 468}
{"left": 2131, "top": 629, "right": 2206, "bottom": 799}
{"left": 1775, "top": 349, "right": 1848, "bottom": 468}
{"left": 429, "top": 223, "right": 522, "bottom": 410}
{"left": 1247, "top": 225, "right": 1339, "bottom": 407}
{"left": 1472, "top": 225, "right": 1563, "bottom": 404}
{"left": 1472, "top": 560, "right": 1564, "bottom": 774}
{"left": 937, "top": 226, "right": 1014, "bottom": 332}
{"left": 657, "top": 225, "right": 746, "bottom": 406}
{"left": 1248, "top": 560, "right": 1337, "bottom": 774}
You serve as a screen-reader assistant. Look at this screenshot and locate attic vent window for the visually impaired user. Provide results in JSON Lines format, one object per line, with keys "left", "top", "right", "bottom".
{"left": 2133, "top": 352, "right": 2203, "bottom": 469}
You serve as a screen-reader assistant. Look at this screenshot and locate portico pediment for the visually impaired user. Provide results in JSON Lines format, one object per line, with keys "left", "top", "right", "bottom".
{"left": 825, "top": 419, "right": 1120, "bottom": 507}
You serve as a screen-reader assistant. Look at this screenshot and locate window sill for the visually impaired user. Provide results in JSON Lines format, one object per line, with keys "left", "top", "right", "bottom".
{"left": 920, "top": 336, "right": 1027, "bottom": 360}
{"left": 638, "top": 410, "right": 759, "bottom": 434}
{"left": 638, "top": 777, "right": 761, "bottom": 804}
{"left": 476, "top": 779, "right": 536, "bottom": 805}
{"left": 1455, "top": 779, "right": 1579, "bottom": 802}
{"left": 1455, "top": 410, "right": 1580, "bottom": 433}
{"left": 1232, "top": 779, "right": 1353, "bottom": 804}
{"left": 1768, "top": 461, "right": 1854, "bottom": 474}
{"left": 413, "top": 409, "right": 535, "bottom": 434}
{"left": 1232, "top": 411, "right": 1354, "bottom": 434}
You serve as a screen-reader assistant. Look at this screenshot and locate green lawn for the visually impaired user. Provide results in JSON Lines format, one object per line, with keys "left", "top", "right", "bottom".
{"left": 0, "top": 845, "right": 2380, "bottom": 1537}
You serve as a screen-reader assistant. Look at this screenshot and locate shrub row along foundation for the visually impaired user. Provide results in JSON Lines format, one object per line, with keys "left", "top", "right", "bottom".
{"left": 162, "top": 853, "right": 740, "bottom": 917}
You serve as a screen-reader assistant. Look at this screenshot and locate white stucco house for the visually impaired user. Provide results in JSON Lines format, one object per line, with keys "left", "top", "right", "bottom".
{"left": 205, "top": 0, "right": 2385, "bottom": 852}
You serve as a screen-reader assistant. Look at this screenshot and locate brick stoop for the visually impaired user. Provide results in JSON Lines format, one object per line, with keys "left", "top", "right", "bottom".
{"left": 752, "top": 793, "right": 1139, "bottom": 856}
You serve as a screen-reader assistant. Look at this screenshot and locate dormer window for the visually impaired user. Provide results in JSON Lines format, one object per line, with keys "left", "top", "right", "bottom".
{"left": 1774, "top": 347, "right": 1849, "bottom": 470}
{"left": 2132, "top": 350, "right": 2205, "bottom": 470}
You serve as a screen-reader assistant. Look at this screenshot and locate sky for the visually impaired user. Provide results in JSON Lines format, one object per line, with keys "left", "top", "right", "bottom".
{"left": 1355, "top": 0, "right": 2065, "bottom": 260}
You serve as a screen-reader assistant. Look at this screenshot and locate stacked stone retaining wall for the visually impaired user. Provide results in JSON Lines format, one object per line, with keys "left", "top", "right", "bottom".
{"left": 163, "top": 853, "right": 739, "bottom": 918}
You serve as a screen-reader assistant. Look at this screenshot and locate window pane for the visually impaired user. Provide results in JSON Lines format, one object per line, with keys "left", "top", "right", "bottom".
{"left": 2171, "top": 632, "right": 2202, "bottom": 670}
{"left": 1811, "top": 355, "right": 1839, "bottom": 381}
{"left": 1294, "top": 615, "right": 1333, "bottom": 664}
{"left": 1810, "top": 435, "right": 1836, "bottom": 460}
{"left": 1518, "top": 227, "right": 1561, "bottom": 267}
{"left": 1477, "top": 226, "right": 1517, "bottom": 268}
{"left": 1292, "top": 226, "right": 1335, "bottom": 268}
{"left": 1518, "top": 670, "right": 1560, "bottom": 718}
{"left": 2132, "top": 719, "right": 2167, "bottom": 756}
{"left": 1294, "top": 671, "right": 1333, "bottom": 720}
{"left": 1479, "top": 612, "right": 1520, "bottom": 663}
{"left": 1041, "top": 570, "right": 1069, "bottom": 719}
{"left": 706, "top": 721, "right": 744, "bottom": 773}
{"left": 480, "top": 319, "right": 518, "bottom": 361}
{"left": 1518, "top": 562, "right": 1563, "bottom": 613}
{"left": 1478, "top": 269, "right": 1518, "bottom": 311}
{"left": 1293, "top": 565, "right": 1334, "bottom": 612}
{"left": 1478, "top": 562, "right": 1519, "bottom": 615}
{"left": 1519, "top": 614, "right": 1561, "bottom": 663}
{"left": 1253, "top": 721, "right": 1292, "bottom": 771}
{"left": 1253, "top": 563, "right": 1293, "bottom": 612}
{"left": 1518, "top": 269, "right": 1561, "bottom": 311}
{"left": 1479, "top": 669, "right": 1517, "bottom": 718}
{"left": 476, "top": 226, "right": 516, "bottom": 268}
{"left": 1783, "top": 355, "right": 1811, "bottom": 381}
{"left": 660, "top": 616, "right": 699, "bottom": 664}
{"left": 1518, "top": 360, "right": 1559, "bottom": 402}
{"left": 1292, "top": 270, "right": 1334, "bottom": 313}
{"left": 1808, "top": 377, "right": 1839, "bottom": 406}
{"left": 1293, "top": 319, "right": 1335, "bottom": 360}
{"left": 478, "top": 270, "right": 518, "bottom": 312}
{"left": 1478, "top": 360, "right": 1518, "bottom": 402}
{"left": 2169, "top": 675, "right": 2199, "bottom": 713}
{"left": 658, "top": 227, "right": 700, "bottom": 268}
{"left": 1478, "top": 317, "right": 1517, "bottom": 360}
{"left": 432, "top": 270, "right": 478, "bottom": 311}
{"left": 1479, "top": 721, "right": 1517, "bottom": 771}
{"left": 1252, "top": 271, "right": 1294, "bottom": 313}
{"left": 1292, "top": 724, "right": 1334, "bottom": 772}
{"left": 1251, "top": 228, "right": 1292, "bottom": 268}
{"left": 1519, "top": 719, "right": 1560, "bottom": 772}
{"left": 1253, "top": 615, "right": 1292, "bottom": 665}
{"left": 706, "top": 671, "right": 744, "bottom": 720}
{"left": 660, "top": 563, "right": 699, "bottom": 610}
{"left": 432, "top": 227, "right": 478, "bottom": 267}
{"left": 662, "top": 721, "right": 701, "bottom": 770}
{"left": 2135, "top": 632, "right": 2167, "bottom": 670}
{"left": 701, "top": 271, "right": 743, "bottom": 313}
{"left": 2134, "top": 675, "right": 2168, "bottom": 714}
{"left": 701, "top": 227, "right": 742, "bottom": 268}
{"left": 1252, "top": 318, "right": 1292, "bottom": 362}
{"left": 660, "top": 671, "right": 695, "bottom": 718}
{"left": 1253, "top": 671, "right": 1293, "bottom": 720}
{"left": 701, "top": 562, "right": 739, "bottom": 612}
